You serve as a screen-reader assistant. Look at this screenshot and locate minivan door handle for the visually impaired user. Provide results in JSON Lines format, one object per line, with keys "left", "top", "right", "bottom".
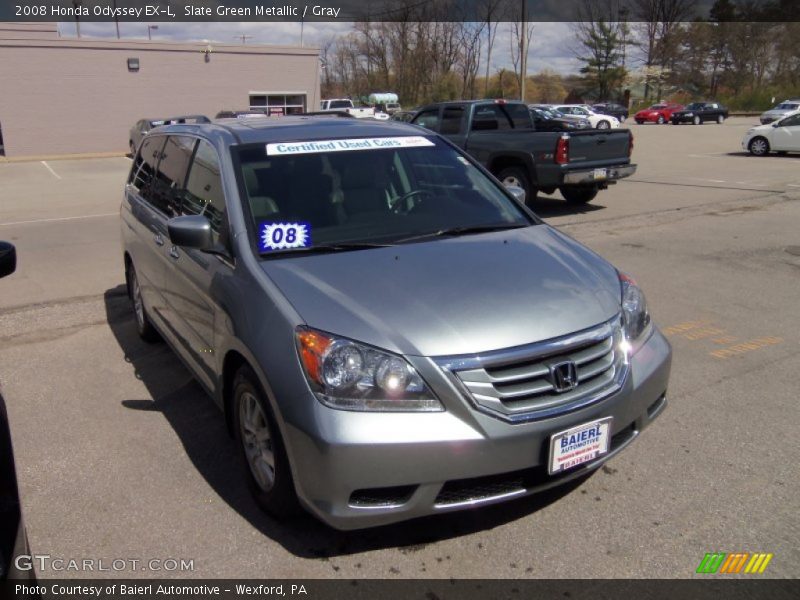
{"left": 153, "top": 233, "right": 165, "bottom": 246}
{"left": 169, "top": 246, "right": 181, "bottom": 259}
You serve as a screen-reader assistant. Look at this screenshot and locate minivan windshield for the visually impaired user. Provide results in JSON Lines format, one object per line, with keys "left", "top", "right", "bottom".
{"left": 234, "top": 135, "right": 532, "bottom": 255}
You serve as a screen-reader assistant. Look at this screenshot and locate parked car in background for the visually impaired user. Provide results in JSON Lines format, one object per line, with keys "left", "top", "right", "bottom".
{"left": 319, "top": 99, "right": 375, "bottom": 118}
{"left": 530, "top": 105, "right": 590, "bottom": 129}
{"left": 634, "top": 103, "right": 684, "bottom": 124}
{"left": 592, "top": 102, "right": 629, "bottom": 122}
{"left": 129, "top": 116, "right": 210, "bottom": 154}
{"left": 412, "top": 99, "right": 635, "bottom": 204}
{"left": 529, "top": 107, "right": 590, "bottom": 131}
{"left": 121, "top": 116, "right": 670, "bottom": 530}
{"left": 743, "top": 110, "right": 800, "bottom": 156}
{"left": 670, "top": 102, "right": 729, "bottom": 125}
{"left": 551, "top": 105, "right": 621, "bottom": 129}
{"left": 759, "top": 99, "right": 800, "bottom": 125}
{"left": 215, "top": 110, "right": 269, "bottom": 119}
{"left": 0, "top": 242, "right": 34, "bottom": 582}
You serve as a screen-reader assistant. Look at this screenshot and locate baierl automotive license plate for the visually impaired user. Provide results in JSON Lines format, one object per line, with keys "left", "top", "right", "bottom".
{"left": 548, "top": 417, "right": 613, "bottom": 475}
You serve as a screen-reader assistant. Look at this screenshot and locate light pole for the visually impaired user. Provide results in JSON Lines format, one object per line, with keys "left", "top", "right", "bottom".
{"left": 147, "top": 25, "right": 158, "bottom": 41}
{"left": 234, "top": 34, "right": 253, "bottom": 44}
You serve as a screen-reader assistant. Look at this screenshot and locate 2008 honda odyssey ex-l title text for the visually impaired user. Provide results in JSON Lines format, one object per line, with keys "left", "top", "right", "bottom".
{"left": 120, "top": 115, "right": 671, "bottom": 530}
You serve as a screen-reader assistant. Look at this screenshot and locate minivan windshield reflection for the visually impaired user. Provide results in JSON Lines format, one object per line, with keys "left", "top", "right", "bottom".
{"left": 234, "top": 136, "right": 532, "bottom": 254}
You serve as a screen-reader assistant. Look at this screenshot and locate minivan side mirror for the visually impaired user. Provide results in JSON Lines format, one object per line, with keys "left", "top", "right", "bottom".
{"left": 505, "top": 185, "right": 527, "bottom": 205}
{"left": 167, "top": 216, "right": 213, "bottom": 250}
{"left": 0, "top": 242, "right": 16, "bottom": 278}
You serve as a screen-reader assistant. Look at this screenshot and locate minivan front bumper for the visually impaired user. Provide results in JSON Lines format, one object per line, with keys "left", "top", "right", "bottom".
{"left": 282, "top": 328, "right": 672, "bottom": 530}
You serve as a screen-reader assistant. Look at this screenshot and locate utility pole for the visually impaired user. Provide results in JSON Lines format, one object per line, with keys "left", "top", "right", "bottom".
{"left": 520, "top": 0, "right": 527, "bottom": 102}
{"left": 234, "top": 34, "right": 253, "bottom": 44}
{"left": 113, "top": 0, "right": 120, "bottom": 38}
{"left": 72, "top": 0, "right": 82, "bottom": 38}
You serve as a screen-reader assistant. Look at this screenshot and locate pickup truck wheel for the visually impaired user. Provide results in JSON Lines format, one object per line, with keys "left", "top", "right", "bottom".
{"left": 497, "top": 167, "right": 537, "bottom": 205}
{"left": 560, "top": 187, "right": 599, "bottom": 204}
{"left": 596, "top": 120, "right": 610, "bottom": 129}
{"left": 234, "top": 365, "right": 300, "bottom": 518}
{"left": 657, "top": 115, "right": 665, "bottom": 124}
{"left": 126, "top": 264, "right": 160, "bottom": 343}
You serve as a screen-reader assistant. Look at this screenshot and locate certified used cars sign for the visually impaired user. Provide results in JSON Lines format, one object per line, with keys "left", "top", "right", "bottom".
{"left": 266, "top": 136, "right": 434, "bottom": 155}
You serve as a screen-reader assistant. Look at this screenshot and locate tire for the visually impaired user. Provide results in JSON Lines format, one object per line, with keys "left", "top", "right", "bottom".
{"left": 497, "top": 166, "right": 537, "bottom": 206}
{"left": 233, "top": 365, "right": 300, "bottom": 518}
{"left": 748, "top": 137, "right": 770, "bottom": 157}
{"left": 560, "top": 186, "right": 599, "bottom": 204}
{"left": 126, "top": 263, "right": 160, "bottom": 343}
{"left": 717, "top": 114, "right": 725, "bottom": 124}
{"left": 693, "top": 115, "right": 701, "bottom": 125}
{"left": 635, "top": 120, "right": 643, "bottom": 125}
{"left": 596, "top": 120, "right": 610, "bottom": 130}
{"left": 657, "top": 115, "right": 665, "bottom": 124}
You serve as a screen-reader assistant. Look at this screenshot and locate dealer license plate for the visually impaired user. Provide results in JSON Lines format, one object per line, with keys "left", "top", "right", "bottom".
{"left": 548, "top": 417, "right": 613, "bottom": 475}
{"left": 593, "top": 168, "right": 607, "bottom": 180}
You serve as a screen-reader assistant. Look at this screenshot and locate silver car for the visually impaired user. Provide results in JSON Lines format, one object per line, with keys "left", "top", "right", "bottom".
{"left": 760, "top": 99, "right": 800, "bottom": 125}
{"left": 121, "top": 117, "right": 671, "bottom": 530}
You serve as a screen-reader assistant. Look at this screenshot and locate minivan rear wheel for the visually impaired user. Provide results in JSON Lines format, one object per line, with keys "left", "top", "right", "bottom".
{"left": 233, "top": 366, "right": 299, "bottom": 518}
{"left": 127, "top": 264, "right": 160, "bottom": 343}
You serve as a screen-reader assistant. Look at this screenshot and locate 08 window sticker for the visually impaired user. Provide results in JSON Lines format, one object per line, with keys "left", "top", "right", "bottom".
{"left": 258, "top": 222, "right": 311, "bottom": 252}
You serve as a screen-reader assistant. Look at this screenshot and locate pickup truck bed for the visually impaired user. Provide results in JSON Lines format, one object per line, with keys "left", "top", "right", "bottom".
{"left": 411, "top": 100, "right": 636, "bottom": 204}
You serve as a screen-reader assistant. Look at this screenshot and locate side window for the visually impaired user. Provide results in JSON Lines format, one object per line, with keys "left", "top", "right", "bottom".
{"left": 412, "top": 109, "right": 440, "bottom": 131}
{"left": 472, "top": 105, "right": 513, "bottom": 131}
{"left": 128, "top": 136, "right": 165, "bottom": 206}
{"left": 779, "top": 114, "right": 800, "bottom": 127}
{"left": 182, "top": 139, "right": 226, "bottom": 245}
{"left": 440, "top": 106, "right": 465, "bottom": 134}
{"left": 151, "top": 135, "right": 196, "bottom": 217}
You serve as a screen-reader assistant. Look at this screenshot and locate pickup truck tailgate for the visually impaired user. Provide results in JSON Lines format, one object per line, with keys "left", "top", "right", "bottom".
{"left": 566, "top": 130, "right": 631, "bottom": 167}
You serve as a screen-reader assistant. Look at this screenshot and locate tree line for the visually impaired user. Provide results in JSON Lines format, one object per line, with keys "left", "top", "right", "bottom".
{"left": 319, "top": 0, "right": 799, "bottom": 111}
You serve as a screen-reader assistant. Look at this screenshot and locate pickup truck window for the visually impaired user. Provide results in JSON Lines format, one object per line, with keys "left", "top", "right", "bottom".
{"left": 472, "top": 104, "right": 533, "bottom": 131}
{"left": 234, "top": 136, "right": 530, "bottom": 253}
{"left": 440, "top": 107, "right": 465, "bottom": 134}
{"left": 414, "top": 109, "right": 440, "bottom": 131}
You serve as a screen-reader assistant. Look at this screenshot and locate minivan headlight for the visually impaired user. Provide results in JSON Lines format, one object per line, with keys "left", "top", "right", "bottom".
{"left": 296, "top": 327, "right": 443, "bottom": 412}
{"left": 618, "top": 272, "right": 652, "bottom": 346}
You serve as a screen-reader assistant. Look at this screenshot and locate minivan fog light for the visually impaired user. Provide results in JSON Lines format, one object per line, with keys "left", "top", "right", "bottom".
{"left": 296, "top": 327, "right": 443, "bottom": 412}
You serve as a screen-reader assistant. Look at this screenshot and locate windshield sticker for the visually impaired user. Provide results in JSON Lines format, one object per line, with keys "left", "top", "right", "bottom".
{"left": 266, "top": 136, "right": 434, "bottom": 156}
{"left": 259, "top": 222, "right": 311, "bottom": 252}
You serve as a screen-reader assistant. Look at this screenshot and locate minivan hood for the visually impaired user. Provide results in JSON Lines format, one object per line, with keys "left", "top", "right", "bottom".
{"left": 260, "top": 225, "right": 621, "bottom": 357}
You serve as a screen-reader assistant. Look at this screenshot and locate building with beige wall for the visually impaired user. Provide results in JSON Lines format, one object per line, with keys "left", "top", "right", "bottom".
{"left": 0, "top": 23, "right": 321, "bottom": 157}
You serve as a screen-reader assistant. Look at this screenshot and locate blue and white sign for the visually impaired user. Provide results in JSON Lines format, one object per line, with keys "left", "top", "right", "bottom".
{"left": 259, "top": 222, "right": 311, "bottom": 252}
{"left": 266, "top": 136, "right": 435, "bottom": 156}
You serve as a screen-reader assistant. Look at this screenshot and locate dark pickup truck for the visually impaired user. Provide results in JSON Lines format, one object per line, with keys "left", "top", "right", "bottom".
{"left": 411, "top": 100, "right": 636, "bottom": 204}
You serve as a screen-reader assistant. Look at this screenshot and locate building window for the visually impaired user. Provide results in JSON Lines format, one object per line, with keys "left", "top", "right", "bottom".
{"left": 249, "top": 93, "right": 306, "bottom": 116}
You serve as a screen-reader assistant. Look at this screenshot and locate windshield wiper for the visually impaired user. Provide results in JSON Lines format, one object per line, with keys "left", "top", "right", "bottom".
{"left": 396, "top": 223, "right": 528, "bottom": 244}
{"left": 261, "top": 241, "right": 394, "bottom": 257}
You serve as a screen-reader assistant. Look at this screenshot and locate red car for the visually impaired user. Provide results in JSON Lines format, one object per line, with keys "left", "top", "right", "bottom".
{"left": 635, "top": 103, "right": 684, "bottom": 124}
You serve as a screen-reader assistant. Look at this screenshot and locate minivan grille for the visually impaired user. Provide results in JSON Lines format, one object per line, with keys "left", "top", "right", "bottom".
{"left": 437, "top": 317, "right": 626, "bottom": 422}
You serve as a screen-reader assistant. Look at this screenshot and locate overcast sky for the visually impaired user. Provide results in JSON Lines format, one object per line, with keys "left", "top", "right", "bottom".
{"left": 56, "top": 21, "right": 584, "bottom": 75}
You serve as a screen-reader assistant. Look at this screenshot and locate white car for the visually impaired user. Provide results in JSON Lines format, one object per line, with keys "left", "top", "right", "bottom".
{"left": 743, "top": 110, "right": 800, "bottom": 156}
{"left": 552, "top": 105, "right": 621, "bottom": 129}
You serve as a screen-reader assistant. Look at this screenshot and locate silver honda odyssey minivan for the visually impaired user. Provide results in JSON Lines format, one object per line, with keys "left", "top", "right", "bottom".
{"left": 120, "top": 116, "right": 671, "bottom": 530}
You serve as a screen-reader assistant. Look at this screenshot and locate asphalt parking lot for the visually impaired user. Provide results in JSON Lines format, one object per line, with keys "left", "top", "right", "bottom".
{"left": 0, "top": 117, "right": 798, "bottom": 579}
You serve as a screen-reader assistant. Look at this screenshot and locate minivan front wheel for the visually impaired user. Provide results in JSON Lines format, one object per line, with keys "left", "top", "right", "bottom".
{"left": 233, "top": 366, "right": 299, "bottom": 517}
{"left": 127, "top": 264, "right": 160, "bottom": 342}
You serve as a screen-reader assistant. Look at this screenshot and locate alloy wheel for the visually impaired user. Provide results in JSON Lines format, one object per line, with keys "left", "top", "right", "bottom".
{"left": 239, "top": 391, "right": 276, "bottom": 492}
